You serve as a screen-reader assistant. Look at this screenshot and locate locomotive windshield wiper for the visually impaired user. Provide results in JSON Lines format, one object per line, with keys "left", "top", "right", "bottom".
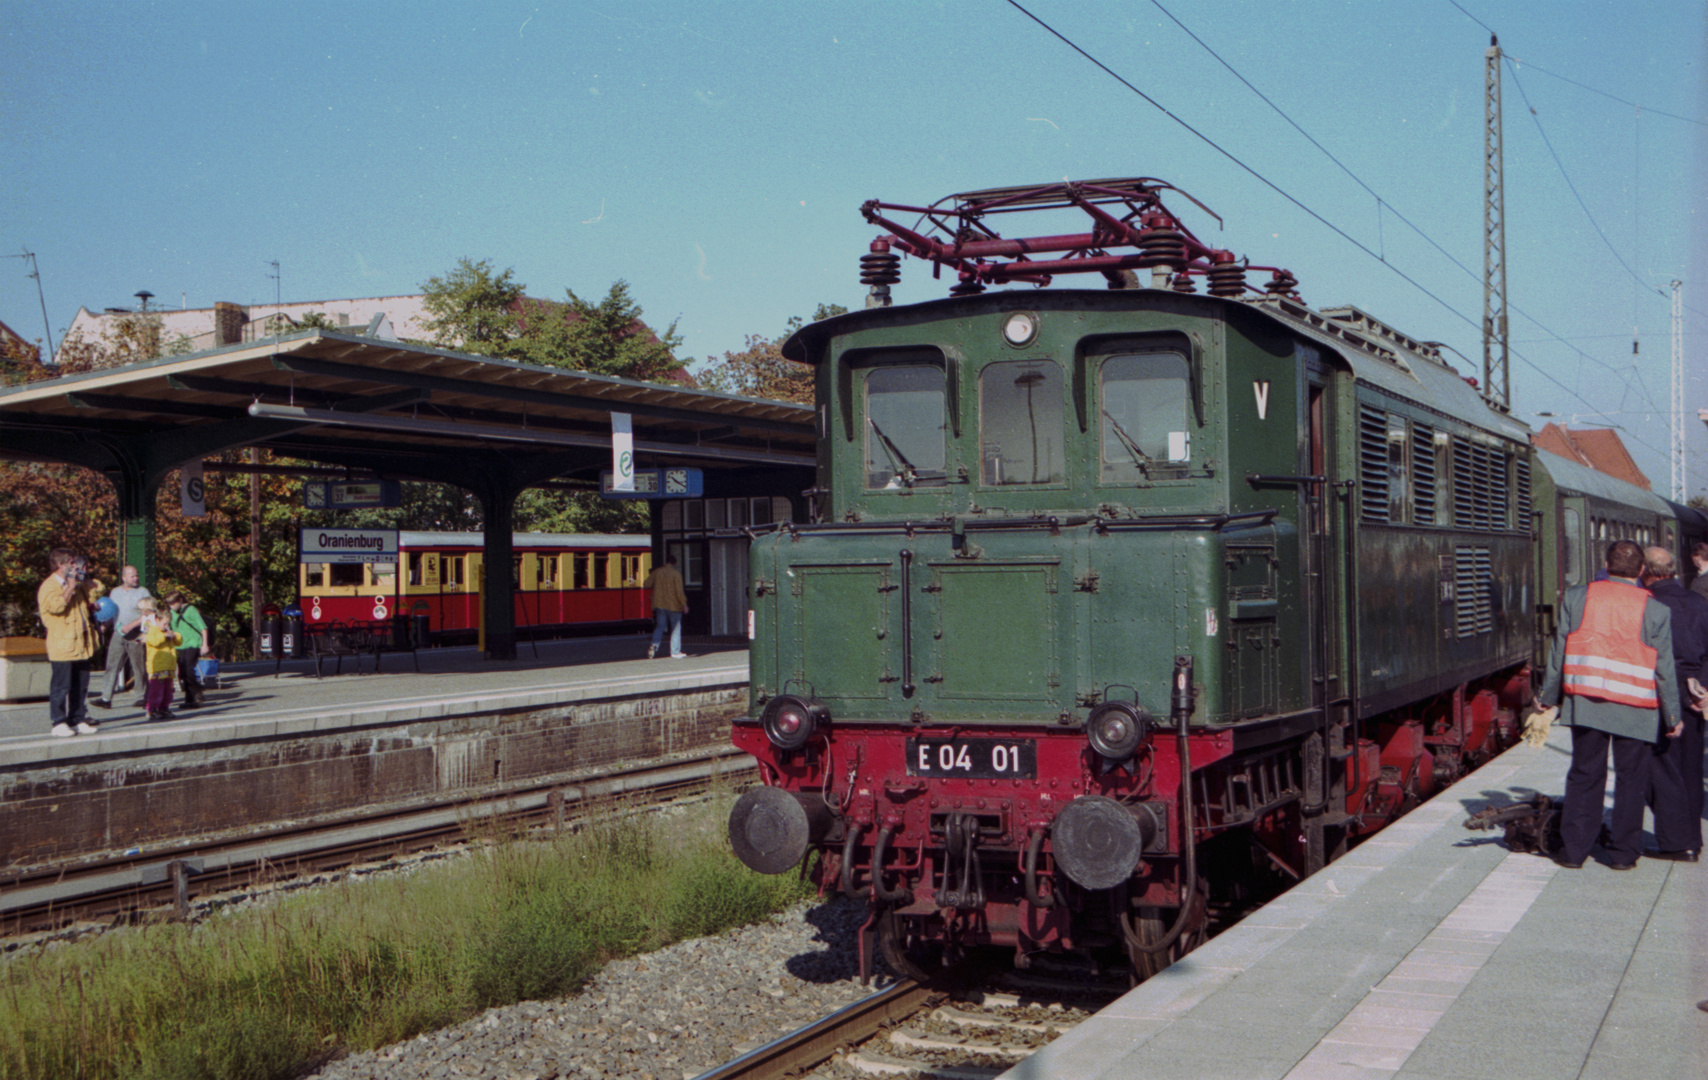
{"left": 1102, "top": 409, "right": 1152, "bottom": 476}
{"left": 868, "top": 417, "right": 918, "bottom": 488}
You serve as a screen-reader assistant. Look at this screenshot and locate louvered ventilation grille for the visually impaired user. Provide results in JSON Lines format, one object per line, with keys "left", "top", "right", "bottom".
{"left": 1515, "top": 455, "right": 1532, "bottom": 526}
{"left": 1359, "top": 404, "right": 1390, "bottom": 523}
{"left": 1455, "top": 546, "right": 1493, "bottom": 637}
{"left": 1452, "top": 438, "right": 1474, "bottom": 527}
{"left": 1413, "top": 423, "right": 1436, "bottom": 525}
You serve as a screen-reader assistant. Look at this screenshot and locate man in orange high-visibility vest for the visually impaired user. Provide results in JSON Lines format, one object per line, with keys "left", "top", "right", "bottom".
{"left": 1536, "top": 540, "right": 1683, "bottom": 869}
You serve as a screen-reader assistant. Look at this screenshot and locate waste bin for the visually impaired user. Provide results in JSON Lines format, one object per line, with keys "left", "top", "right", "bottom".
{"left": 259, "top": 603, "right": 281, "bottom": 659}
{"left": 411, "top": 601, "right": 432, "bottom": 649}
{"left": 281, "top": 604, "right": 304, "bottom": 659}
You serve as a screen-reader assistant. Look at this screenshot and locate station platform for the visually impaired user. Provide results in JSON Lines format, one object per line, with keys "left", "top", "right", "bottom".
{"left": 1002, "top": 727, "right": 1707, "bottom": 1080}
{"left": 0, "top": 635, "right": 747, "bottom": 752}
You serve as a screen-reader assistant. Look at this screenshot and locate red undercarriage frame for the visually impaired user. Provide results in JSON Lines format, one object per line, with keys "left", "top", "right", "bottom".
{"left": 733, "top": 667, "right": 1529, "bottom": 975}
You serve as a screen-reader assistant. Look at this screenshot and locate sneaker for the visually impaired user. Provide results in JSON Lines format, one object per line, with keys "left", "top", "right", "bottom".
{"left": 51, "top": 723, "right": 74, "bottom": 738}
{"left": 154, "top": 711, "right": 175, "bottom": 721}
{"left": 92, "top": 698, "right": 112, "bottom": 709}
{"left": 75, "top": 722, "right": 99, "bottom": 735}
{"left": 646, "top": 644, "right": 657, "bottom": 659}
{"left": 670, "top": 653, "right": 687, "bottom": 659}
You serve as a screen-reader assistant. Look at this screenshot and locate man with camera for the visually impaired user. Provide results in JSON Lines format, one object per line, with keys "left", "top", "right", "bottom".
{"left": 37, "top": 547, "right": 105, "bottom": 737}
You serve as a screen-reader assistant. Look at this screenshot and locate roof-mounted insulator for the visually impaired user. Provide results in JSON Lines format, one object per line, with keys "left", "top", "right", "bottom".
{"left": 1265, "top": 269, "right": 1299, "bottom": 296}
{"left": 1171, "top": 271, "right": 1197, "bottom": 294}
{"left": 1206, "top": 252, "right": 1245, "bottom": 298}
{"left": 1137, "top": 226, "right": 1187, "bottom": 269}
{"left": 950, "top": 277, "right": 986, "bottom": 297}
{"left": 860, "top": 238, "right": 901, "bottom": 309}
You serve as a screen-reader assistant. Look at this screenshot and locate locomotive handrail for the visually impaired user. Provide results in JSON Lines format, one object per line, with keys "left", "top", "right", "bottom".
{"left": 1093, "top": 509, "right": 1278, "bottom": 532}
{"left": 1246, "top": 473, "right": 1327, "bottom": 487}
{"left": 899, "top": 549, "right": 915, "bottom": 695}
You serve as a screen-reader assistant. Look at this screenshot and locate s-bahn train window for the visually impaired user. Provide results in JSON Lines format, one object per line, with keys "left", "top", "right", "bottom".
{"left": 1099, "top": 349, "right": 1190, "bottom": 482}
{"left": 981, "top": 359, "right": 1065, "bottom": 486}
{"left": 1563, "top": 507, "right": 1582, "bottom": 586}
{"left": 538, "top": 555, "right": 558, "bottom": 586}
{"left": 864, "top": 363, "right": 948, "bottom": 489}
{"left": 328, "top": 563, "right": 365, "bottom": 587}
{"left": 304, "top": 564, "right": 326, "bottom": 588}
{"left": 408, "top": 552, "right": 424, "bottom": 586}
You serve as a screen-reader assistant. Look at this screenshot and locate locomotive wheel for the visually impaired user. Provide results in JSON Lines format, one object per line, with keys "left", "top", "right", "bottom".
{"left": 1123, "top": 880, "right": 1210, "bottom": 983}
{"left": 875, "top": 907, "right": 938, "bottom": 983}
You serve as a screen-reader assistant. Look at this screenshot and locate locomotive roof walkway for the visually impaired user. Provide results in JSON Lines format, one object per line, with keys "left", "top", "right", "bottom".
{"left": 1002, "top": 729, "right": 1707, "bottom": 1080}
{"left": 0, "top": 636, "right": 747, "bottom": 753}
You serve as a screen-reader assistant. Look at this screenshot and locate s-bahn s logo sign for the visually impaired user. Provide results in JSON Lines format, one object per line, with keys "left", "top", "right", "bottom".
{"left": 611, "top": 412, "right": 635, "bottom": 492}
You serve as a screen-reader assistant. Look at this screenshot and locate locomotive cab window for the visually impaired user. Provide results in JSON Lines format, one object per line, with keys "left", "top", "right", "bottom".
{"left": 1097, "top": 346, "right": 1191, "bottom": 482}
{"left": 981, "top": 359, "right": 1065, "bottom": 486}
{"left": 861, "top": 356, "right": 948, "bottom": 490}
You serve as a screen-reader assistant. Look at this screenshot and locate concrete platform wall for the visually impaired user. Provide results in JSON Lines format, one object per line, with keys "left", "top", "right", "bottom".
{"left": 0, "top": 685, "right": 745, "bottom": 871}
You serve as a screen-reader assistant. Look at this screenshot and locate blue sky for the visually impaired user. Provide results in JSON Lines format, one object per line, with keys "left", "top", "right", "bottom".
{"left": 3, "top": 1, "right": 1704, "bottom": 493}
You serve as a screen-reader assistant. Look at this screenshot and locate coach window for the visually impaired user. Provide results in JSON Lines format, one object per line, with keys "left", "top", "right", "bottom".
{"left": 1097, "top": 348, "right": 1190, "bottom": 482}
{"left": 445, "top": 556, "right": 466, "bottom": 588}
{"left": 329, "top": 563, "right": 365, "bottom": 587}
{"left": 538, "top": 555, "right": 558, "bottom": 587}
{"left": 408, "top": 552, "right": 424, "bottom": 586}
{"left": 982, "top": 359, "right": 1065, "bottom": 485}
{"left": 864, "top": 360, "right": 948, "bottom": 489}
{"left": 304, "top": 564, "right": 325, "bottom": 588}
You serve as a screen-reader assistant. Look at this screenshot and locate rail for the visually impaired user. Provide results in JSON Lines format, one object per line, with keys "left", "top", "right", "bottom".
{"left": 687, "top": 979, "right": 932, "bottom": 1080}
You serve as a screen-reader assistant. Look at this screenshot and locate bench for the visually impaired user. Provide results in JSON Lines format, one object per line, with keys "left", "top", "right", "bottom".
{"left": 306, "top": 619, "right": 422, "bottom": 677}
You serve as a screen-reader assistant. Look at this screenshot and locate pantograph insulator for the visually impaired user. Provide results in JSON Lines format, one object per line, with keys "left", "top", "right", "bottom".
{"left": 1135, "top": 228, "right": 1187, "bottom": 268}
{"left": 859, "top": 252, "right": 902, "bottom": 287}
{"left": 1171, "top": 271, "right": 1197, "bottom": 294}
{"left": 950, "top": 278, "right": 985, "bottom": 296}
{"left": 1207, "top": 263, "right": 1246, "bottom": 297}
{"left": 1265, "top": 269, "right": 1298, "bottom": 295}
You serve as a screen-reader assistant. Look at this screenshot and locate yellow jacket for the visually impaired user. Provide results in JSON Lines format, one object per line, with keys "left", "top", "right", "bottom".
{"left": 36, "top": 573, "right": 104, "bottom": 662}
{"left": 144, "top": 622, "right": 181, "bottom": 677}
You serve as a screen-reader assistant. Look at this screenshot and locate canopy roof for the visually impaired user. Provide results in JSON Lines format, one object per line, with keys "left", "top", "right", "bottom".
{"left": 0, "top": 330, "right": 814, "bottom": 478}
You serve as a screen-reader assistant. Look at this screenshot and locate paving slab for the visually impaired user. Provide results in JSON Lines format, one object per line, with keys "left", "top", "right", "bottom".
{"left": 999, "top": 724, "right": 1708, "bottom": 1080}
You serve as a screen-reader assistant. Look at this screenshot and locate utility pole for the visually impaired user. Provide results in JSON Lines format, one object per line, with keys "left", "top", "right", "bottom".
{"left": 1483, "top": 35, "right": 1510, "bottom": 412}
{"left": 1672, "top": 279, "right": 1685, "bottom": 501}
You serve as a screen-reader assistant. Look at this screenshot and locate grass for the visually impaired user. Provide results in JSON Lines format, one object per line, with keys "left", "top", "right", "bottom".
{"left": 0, "top": 795, "right": 816, "bottom": 1080}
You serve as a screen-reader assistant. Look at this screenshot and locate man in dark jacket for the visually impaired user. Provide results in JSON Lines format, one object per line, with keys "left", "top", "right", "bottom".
{"left": 1535, "top": 540, "right": 1682, "bottom": 869}
{"left": 1641, "top": 546, "right": 1706, "bottom": 861}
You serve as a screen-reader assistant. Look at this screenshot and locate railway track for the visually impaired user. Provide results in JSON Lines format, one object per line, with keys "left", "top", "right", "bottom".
{"left": 0, "top": 746, "right": 756, "bottom": 937}
{"left": 694, "top": 973, "right": 1119, "bottom": 1080}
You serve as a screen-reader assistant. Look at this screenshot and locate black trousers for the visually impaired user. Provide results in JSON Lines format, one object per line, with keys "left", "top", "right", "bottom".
{"left": 175, "top": 647, "right": 205, "bottom": 706}
{"left": 1649, "top": 712, "right": 1705, "bottom": 853}
{"left": 1563, "top": 726, "right": 1653, "bottom": 864}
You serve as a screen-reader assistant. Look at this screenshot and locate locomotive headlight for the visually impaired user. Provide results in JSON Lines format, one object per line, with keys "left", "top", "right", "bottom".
{"left": 1087, "top": 701, "right": 1151, "bottom": 762}
{"left": 760, "top": 694, "right": 828, "bottom": 751}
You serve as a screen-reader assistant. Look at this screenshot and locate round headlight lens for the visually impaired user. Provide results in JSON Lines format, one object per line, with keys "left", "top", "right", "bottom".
{"left": 760, "top": 694, "right": 826, "bottom": 751}
{"left": 1087, "top": 701, "right": 1150, "bottom": 761}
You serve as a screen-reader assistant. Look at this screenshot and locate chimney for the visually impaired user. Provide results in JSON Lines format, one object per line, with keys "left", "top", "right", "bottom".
{"left": 214, "top": 302, "right": 247, "bottom": 346}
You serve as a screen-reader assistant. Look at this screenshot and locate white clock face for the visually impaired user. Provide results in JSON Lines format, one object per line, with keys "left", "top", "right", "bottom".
{"left": 1003, "top": 312, "right": 1037, "bottom": 346}
{"left": 305, "top": 484, "right": 326, "bottom": 508}
{"left": 665, "top": 471, "right": 687, "bottom": 494}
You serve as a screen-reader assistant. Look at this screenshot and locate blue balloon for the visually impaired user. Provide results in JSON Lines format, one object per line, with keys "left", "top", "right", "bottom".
{"left": 93, "top": 597, "right": 118, "bottom": 623}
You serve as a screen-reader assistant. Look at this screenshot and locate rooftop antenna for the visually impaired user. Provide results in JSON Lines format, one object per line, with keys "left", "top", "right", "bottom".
{"left": 3, "top": 250, "right": 55, "bottom": 361}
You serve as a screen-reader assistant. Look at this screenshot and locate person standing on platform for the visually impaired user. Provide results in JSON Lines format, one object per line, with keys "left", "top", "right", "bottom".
{"left": 644, "top": 555, "right": 689, "bottom": 660}
{"left": 94, "top": 565, "right": 151, "bottom": 711}
{"left": 1690, "top": 542, "right": 1708, "bottom": 602}
{"left": 163, "top": 590, "right": 209, "bottom": 709}
{"left": 1640, "top": 546, "right": 1706, "bottom": 862}
{"left": 137, "top": 598, "right": 180, "bottom": 721}
{"left": 37, "top": 547, "right": 105, "bottom": 737}
{"left": 1535, "top": 540, "right": 1682, "bottom": 869}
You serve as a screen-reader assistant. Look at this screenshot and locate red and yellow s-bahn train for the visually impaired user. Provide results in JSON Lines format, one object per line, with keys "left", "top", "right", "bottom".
{"left": 298, "top": 531, "right": 653, "bottom": 643}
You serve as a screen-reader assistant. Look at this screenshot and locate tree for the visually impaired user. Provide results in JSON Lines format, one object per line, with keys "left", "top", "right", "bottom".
{"left": 419, "top": 258, "right": 525, "bottom": 352}
{"left": 417, "top": 260, "right": 685, "bottom": 383}
{"left": 512, "top": 281, "right": 685, "bottom": 382}
{"left": 696, "top": 303, "right": 847, "bottom": 404}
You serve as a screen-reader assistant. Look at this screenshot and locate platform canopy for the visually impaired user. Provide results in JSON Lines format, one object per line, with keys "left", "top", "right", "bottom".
{"left": 0, "top": 329, "right": 815, "bottom": 658}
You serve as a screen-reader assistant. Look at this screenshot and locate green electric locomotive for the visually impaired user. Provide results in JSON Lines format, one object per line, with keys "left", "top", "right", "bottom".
{"left": 725, "top": 179, "right": 1671, "bottom": 982}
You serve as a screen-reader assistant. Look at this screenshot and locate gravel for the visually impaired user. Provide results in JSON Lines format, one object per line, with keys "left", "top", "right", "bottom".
{"left": 309, "top": 894, "right": 883, "bottom": 1080}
